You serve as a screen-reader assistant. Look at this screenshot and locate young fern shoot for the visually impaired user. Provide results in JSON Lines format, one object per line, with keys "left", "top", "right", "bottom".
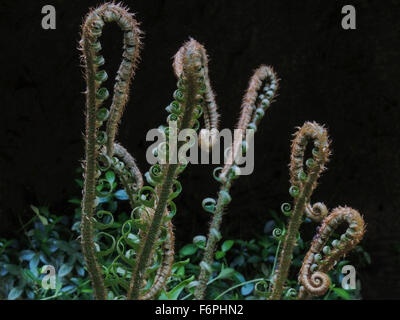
{"left": 270, "top": 122, "right": 365, "bottom": 300}
{"left": 298, "top": 206, "right": 365, "bottom": 299}
{"left": 194, "top": 66, "right": 279, "bottom": 300}
{"left": 127, "top": 39, "right": 220, "bottom": 300}
{"left": 79, "top": 2, "right": 142, "bottom": 300}
{"left": 270, "top": 122, "right": 330, "bottom": 300}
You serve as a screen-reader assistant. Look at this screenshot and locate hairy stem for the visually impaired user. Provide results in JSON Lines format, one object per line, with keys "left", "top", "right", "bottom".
{"left": 80, "top": 2, "right": 141, "bottom": 300}
{"left": 128, "top": 40, "right": 201, "bottom": 299}
{"left": 80, "top": 20, "right": 107, "bottom": 301}
{"left": 195, "top": 66, "right": 279, "bottom": 300}
{"left": 194, "top": 183, "right": 232, "bottom": 299}
{"left": 140, "top": 220, "right": 175, "bottom": 300}
{"left": 269, "top": 169, "right": 319, "bottom": 299}
{"left": 128, "top": 163, "right": 178, "bottom": 299}
{"left": 270, "top": 122, "right": 330, "bottom": 299}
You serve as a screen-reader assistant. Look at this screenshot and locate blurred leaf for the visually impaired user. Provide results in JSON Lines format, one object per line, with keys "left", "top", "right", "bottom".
{"left": 172, "top": 259, "right": 190, "bottom": 270}
{"left": 179, "top": 244, "right": 197, "bottom": 257}
{"left": 29, "top": 253, "right": 40, "bottom": 272}
{"left": 105, "top": 171, "right": 115, "bottom": 184}
{"left": 158, "top": 290, "right": 168, "bottom": 300}
{"left": 8, "top": 287, "right": 23, "bottom": 300}
{"left": 59, "top": 264, "right": 73, "bottom": 278}
{"left": 248, "top": 255, "right": 261, "bottom": 264}
{"left": 221, "top": 240, "right": 234, "bottom": 253}
{"left": 233, "top": 271, "right": 245, "bottom": 283}
{"left": 30, "top": 205, "right": 48, "bottom": 226}
{"left": 176, "top": 266, "right": 185, "bottom": 277}
{"left": 76, "top": 266, "right": 85, "bottom": 277}
{"left": 61, "top": 285, "right": 76, "bottom": 293}
{"left": 332, "top": 287, "right": 351, "bottom": 300}
{"left": 215, "top": 251, "right": 225, "bottom": 260}
{"left": 217, "top": 267, "right": 235, "bottom": 280}
{"left": 55, "top": 279, "right": 63, "bottom": 294}
{"left": 165, "top": 276, "right": 195, "bottom": 300}
{"left": 0, "top": 239, "right": 14, "bottom": 255}
{"left": 336, "top": 260, "right": 350, "bottom": 272}
{"left": 269, "top": 209, "right": 283, "bottom": 227}
{"left": 22, "top": 269, "right": 38, "bottom": 284}
{"left": 68, "top": 198, "right": 81, "bottom": 205}
{"left": 230, "top": 255, "right": 245, "bottom": 268}
{"left": 81, "top": 289, "right": 93, "bottom": 293}
{"left": 71, "top": 221, "right": 80, "bottom": 232}
{"left": 39, "top": 252, "right": 50, "bottom": 265}
{"left": 363, "top": 251, "right": 371, "bottom": 265}
{"left": 74, "top": 179, "right": 83, "bottom": 188}
{"left": 97, "top": 196, "right": 112, "bottom": 204}
{"left": 5, "top": 264, "right": 21, "bottom": 276}
{"left": 26, "top": 290, "right": 35, "bottom": 300}
{"left": 19, "top": 250, "right": 35, "bottom": 261}
{"left": 193, "top": 235, "right": 206, "bottom": 249}
{"left": 263, "top": 220, "right": 275, "bottom": 234}
{"left": 241, "top": 283, "right": 254, "bottom": 296}
{"left": 54, "top": 240, "right": 73, "bottom": 254}
{"left": 261, "top": 263, "right": 271, "bottom": 277}
{"left": 114, "top": 190, "right": 129, "bottom": 201}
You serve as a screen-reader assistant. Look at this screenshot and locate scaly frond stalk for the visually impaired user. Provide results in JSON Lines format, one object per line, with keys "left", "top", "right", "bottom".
{"left": 128, "top": 39, "right": 205, "bottom": 299}
{"left": 80, "top": 2, "right": 141, "bottom": 300}
{"left": 195, "top": 66, "right": 279, "bottom": 300}
{"left": 270, "top": 122, "right": 330, "bottom": 300}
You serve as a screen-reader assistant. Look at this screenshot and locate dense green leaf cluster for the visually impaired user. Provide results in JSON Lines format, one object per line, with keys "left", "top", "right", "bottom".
{"left": 0, "top": 205, "right": 92, "bottom": 300}
{"left": 0, "top": 178, "right": 371, "bottom": 300}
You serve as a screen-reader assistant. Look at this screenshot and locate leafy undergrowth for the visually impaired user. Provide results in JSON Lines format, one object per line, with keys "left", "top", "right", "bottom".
{"left": 0, "top": 208, "right": 370, "bottom": 300}
{"left": 0, "top": 170, "right": 370, "bottom": 300}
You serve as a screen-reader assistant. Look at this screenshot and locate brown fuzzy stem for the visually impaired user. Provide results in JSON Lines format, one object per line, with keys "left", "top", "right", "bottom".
{"left": 140, "top": 220, "right": 175, "bottom": 300}
{"left": 195, "top": 66, "right": 279, "bottom": 300}
{"left": 270, "top": 122, "right": 330, "bottom": 300}
{"left": 127, "top": 39, "right": 204, "bottom": 300}
{"left": 80, "top": 2, "right": 141, "bottom": 300}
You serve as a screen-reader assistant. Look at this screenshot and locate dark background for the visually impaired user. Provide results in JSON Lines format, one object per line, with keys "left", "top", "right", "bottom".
{"left": 0, "top": 0, "right": 399, "bottom": 299}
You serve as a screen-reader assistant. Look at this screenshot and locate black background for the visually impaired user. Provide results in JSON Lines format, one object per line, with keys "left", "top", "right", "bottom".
{"left": 0, "top": 0, "right": 399, "bottom": 299}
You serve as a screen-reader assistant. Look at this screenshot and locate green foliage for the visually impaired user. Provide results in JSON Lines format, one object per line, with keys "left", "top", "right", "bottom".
{"left": 156, "top": 213, "right": 370, "bottom": 300}
{"left": 0, "top": 205, "right": 92, "bottom": 300}
{"left": 1, "top": 163, "right": 371, "bottom": 301}
{"left": 0, "top": 200, "right": 370, "bottom": 300}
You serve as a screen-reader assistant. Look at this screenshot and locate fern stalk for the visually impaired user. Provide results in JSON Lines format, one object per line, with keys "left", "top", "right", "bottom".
{"left": 270, "top": 122, "right": 330, "bottom": 299}
{"left": 195, "top": 66, "right": 279, "bottom": 299}
{"left": 80, "top": 2, "right": 141, "bottom": 300}
{"left": 128, "top": 40, "right": 206, "bottom": 299}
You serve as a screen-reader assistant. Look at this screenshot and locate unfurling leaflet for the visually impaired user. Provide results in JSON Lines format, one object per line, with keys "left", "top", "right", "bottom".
{"left": 127, "top": 39, "right": 220, "bottom": 300}
{"left": 298, "top": 206, "right": 365, "bottom": 299}
{"left": 194, "top": 66, "right": 279, "bottom": 300}
{"left": 80, "top": 2, "right": 141, "bottom": 300}
{"left": 270, "top": 122, "right": 330, "bottom": 300}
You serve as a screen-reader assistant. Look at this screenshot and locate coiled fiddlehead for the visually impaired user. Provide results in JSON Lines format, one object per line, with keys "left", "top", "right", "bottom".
{"left": 108, "top": 142, "right": 143, "bottom": 208}
{"left": 270, "top": 122, "right": 330, "bottom": 300}
{"left": 174, "top": 39, "right": 219, "bottom": 151}
{"left": 194, "top": 66, "right": 279, "bottom": 300}
{"left": 220, "top": 66, "right": 279, "bottom": 182}
{"left": 298, "top": 206, "right": 365, "bottom": 299}
{"left": 127, "top": 39, "right": 219, "bottom": 300}
{"left": 80, "top": 2, "right": 141, "bottom": 300}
